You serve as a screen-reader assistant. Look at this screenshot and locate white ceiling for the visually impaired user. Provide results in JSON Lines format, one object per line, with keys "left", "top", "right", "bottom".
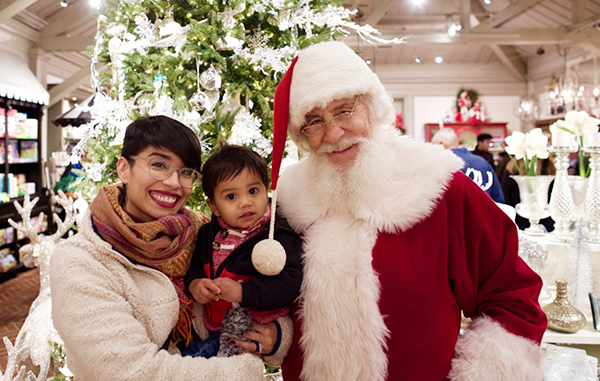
{"left": 1, "top": 0, "right": 599, "bottom": 105}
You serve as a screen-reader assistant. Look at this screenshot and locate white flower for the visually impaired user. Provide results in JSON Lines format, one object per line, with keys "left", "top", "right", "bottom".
{"left": 525, "top": 128, "right": 549, "bottom": 159}
{"left": 504, "top": 131, "right": 527, "bottom": 160}
{"left": 504, "top": 128, "right": 549, "bottom": 165}
{"left": 562, "top": 110, "right": 600, "bottom": 136}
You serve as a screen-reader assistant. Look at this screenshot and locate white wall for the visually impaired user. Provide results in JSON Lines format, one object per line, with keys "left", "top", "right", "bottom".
{"left": 412, "top": 95, "right": 522, "bottom": 143}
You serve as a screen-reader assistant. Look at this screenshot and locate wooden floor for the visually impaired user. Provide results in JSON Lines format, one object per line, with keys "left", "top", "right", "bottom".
{"left": 0, "top": 268, "right": 40, "bottom": 373}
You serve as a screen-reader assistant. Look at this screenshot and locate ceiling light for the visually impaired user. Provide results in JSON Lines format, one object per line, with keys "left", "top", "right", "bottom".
{"left": 483, "top": 0, "right": 491, "bottom": 4}
{"left": 448, "top": 24, "right": 462, "bottom": 36}
{"left": 594, "top": 87, "right": 600, "bottom": 97}
{"left": 435, "top": 56, "right": 443, "bottom": 64}
{"left": 414, "top": 57, "right": 421, "bottom": 64}
{"left": 90, "top": 0, "right": 101, "bottom": 8}
{"left": 60, "top": 0, "right": 68, "bottom": 7}
{"left": 365, "top": 59, "right": 372, "bottom": 65}
{"left": 72, "top": 96, "right": 77, "bottom": 101}
{"left": 412, "top": 0, "right": 425, "bottom": 4}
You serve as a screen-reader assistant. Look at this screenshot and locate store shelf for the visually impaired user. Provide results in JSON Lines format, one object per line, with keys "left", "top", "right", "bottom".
{"left": 543, "top": 322, "right": 600, "bottom": 345}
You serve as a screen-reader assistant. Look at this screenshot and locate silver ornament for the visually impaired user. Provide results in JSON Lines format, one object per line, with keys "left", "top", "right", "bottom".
{"left": 204, "top": 90, "right": 220, "bottom": 112}
{"left": 200, "top": 65, "right": 222, "bottom": 91}
{"left": 189, "top": 91, "right": 208, "bottom": 111}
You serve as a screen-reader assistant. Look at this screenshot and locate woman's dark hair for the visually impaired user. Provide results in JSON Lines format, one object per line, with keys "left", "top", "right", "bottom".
{"left": 202, "top": 143, "right": 269, "bottom": 200}
{"left": 121, "top": 115, "right": 202, "bottom": 171}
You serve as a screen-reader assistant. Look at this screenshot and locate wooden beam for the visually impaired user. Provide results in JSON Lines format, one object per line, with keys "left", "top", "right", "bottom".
{"left": 568, "top": 13, "right": 600, "bottom": 33}
{"left": 364, "top": 28, "right": 568, "bottom": 45}
{"left": 41, "top": 0, "right": 89, "bottom": 36}
{"left": 0, "top": 0, "right": 39, "bottom": 25}
{"left": 38, "top": 36, "right": 94, "bottom": 51}
{"left": 570, "top": 29, "right": 600, "bottom": 57}
{"left": 460, "top": 0, "right": 471, "bottom": 32}
{"left": 472, "top": 0, "right": 545, "bottom": 31}
{"left": 48, "top": 65, "right": 90, "bottom": 107}
{"left": 489, "top": 45, "right": 526, "bottom": 82}
{"left": 470, "top": 0, "right": 527, "bottom": 82}
{"left": 363, "top": 0, "right": 395, "bottom": 26}
{"left": 573, "top": 0, "right": 584, "bottom": 25}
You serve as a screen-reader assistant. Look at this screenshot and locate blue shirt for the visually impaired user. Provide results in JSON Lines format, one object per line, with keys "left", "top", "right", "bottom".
{"left": 451, "top": 148, "right": 505, "bottom": 203}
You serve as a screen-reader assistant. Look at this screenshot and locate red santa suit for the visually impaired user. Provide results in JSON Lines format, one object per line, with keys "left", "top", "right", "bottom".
{"left": 276, "top": 130, "right": 547, "bottom": 381}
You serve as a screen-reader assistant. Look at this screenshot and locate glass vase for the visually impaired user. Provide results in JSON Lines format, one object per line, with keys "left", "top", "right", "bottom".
{"left": 568, "top": 176, "right": 588, "bottom": 219}
{"left": 584, "top": 148, "right": 600, "bottom": 243}
{"left": 511, "top": 175, "right": 554, "bottom": 236}
{"left": 548, "top": 148, "right": 576, "bottom": 242}
{"left": 542, "top": 279, "right": 587, "bottom": 333}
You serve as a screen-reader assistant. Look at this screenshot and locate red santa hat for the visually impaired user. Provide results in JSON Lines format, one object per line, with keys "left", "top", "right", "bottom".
{"left": 252, "top": 42, "right": 385, "bottom": 275}
{"left": 285, "top": 41, "right": 387, "bottom": 147}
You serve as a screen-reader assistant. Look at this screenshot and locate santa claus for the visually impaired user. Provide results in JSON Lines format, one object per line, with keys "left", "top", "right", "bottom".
{"left": 272, "top": 42, "right": 547, "bottom": 381}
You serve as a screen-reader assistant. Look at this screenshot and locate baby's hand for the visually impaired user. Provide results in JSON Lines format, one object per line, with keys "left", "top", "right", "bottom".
{"left": 212, "top": 278, "right": 242, "bottom": 303}
{"left": 189, "top": 278, "right": 221, "bottom": 304}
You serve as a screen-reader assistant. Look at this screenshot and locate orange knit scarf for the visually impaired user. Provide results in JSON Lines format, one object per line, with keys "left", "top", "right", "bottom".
{"left": 90, "top": 184, "right": 207, "bottom": 346}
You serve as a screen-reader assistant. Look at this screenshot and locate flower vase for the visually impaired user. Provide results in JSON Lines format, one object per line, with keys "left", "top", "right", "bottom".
{"left": 548, "top": 147, "right": 577, "bottom": 242}
{"left": 511, "top": 175, "right": 554, "bottom": 236}
{"left": 584, "top": 147, "right": 600, "bottom": 243}
{"left": 542, "top": 279, "right": 587, "bottom": 333}
{"left": 568, "top": 176, "right": 588, "bottom": 219}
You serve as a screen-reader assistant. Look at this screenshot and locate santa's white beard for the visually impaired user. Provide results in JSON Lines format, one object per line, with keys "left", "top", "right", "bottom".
{"left": 306, "top": 128, "right": 392, "bottom": 215}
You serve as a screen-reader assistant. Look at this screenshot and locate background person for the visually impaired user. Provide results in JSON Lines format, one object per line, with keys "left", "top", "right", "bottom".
{"left": 473, "top": 132, "right": 495, "bottom": 169}
{"left": 432, "top": 127, "right": 505, "bottom": 203}
{"left": 50, "top": 116, "right": 275, "bottom": 380}
{"left": 273, "top": 42, "right": 546, "bottom": 381}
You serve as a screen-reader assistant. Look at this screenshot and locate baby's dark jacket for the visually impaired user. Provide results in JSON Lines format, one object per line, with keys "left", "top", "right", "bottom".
{"left": 184, "top": 213, "right": 303, "bottom": 314}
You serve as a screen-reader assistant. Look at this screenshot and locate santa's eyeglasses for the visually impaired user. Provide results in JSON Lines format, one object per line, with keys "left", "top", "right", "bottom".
{"left": 300, "top": 98, "right": 359, "bottom": 137}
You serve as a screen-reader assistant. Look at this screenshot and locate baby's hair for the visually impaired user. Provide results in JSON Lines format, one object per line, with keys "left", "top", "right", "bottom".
{"left": 201, "top": 143, "right": 269, "bottom": 200}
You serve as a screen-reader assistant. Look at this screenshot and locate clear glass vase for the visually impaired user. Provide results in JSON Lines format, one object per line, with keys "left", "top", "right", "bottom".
{"left": 568, "top": 176, "right": 588, "bottom": 219}
{"left": 511, "top": 175, "right": 554, "bottom": 236}
{"left": 549, "top": 150, "right": 574, "bottom": 242}
{"left": 584, "top": 149, "right": 600, "bottom": 243}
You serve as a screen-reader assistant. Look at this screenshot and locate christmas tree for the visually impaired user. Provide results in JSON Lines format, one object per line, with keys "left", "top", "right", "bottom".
{"left": 71, "top": 0, "right": 404, "bottom": 210}
{"left": 3, "top": 1, "right": 404, "bottom": 379}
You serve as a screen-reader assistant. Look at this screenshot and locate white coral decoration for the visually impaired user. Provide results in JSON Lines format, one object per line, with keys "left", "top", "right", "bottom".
{"left": 561, "top": 110, "right": 600, "bottom": 137}
{"left": 228, "top": 110, "right": 272, "bottom": 156}
{"left": 505, "top": 128, "right": 548, "bottom": 161}
{"left": 1, "top": 191, "right": 75, "bottom": 381}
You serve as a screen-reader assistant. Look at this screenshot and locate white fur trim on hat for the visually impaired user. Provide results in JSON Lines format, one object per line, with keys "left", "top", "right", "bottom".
{"left": 288, "top": 41, "right": 386, "bottom": 144}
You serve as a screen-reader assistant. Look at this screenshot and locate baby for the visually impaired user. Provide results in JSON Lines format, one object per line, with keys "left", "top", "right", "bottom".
{"left": 183, "top": 143, "right": 302, "bottom": 358}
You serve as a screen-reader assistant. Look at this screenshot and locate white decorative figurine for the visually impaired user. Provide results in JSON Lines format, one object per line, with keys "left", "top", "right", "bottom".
{"left": 1, "top": 191, "right": 75, "bottom": 381}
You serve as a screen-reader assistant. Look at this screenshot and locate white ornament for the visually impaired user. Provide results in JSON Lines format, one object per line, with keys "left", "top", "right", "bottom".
{"left": 200, "top": 66, "right": 222, "bottom": 91}
{"left": 228, "top": 109, "right": 271, "bottom": 156}
{"left": 189, "top": 91, "right": 208, "bottom": 111}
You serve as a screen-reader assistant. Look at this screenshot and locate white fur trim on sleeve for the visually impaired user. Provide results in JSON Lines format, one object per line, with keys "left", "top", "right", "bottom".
{"left": 449, "top": 316, "right": 544, "bottom": 381}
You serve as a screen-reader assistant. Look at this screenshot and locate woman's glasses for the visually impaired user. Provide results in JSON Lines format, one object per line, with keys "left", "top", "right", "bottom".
{"left": 129, "top": 156, "right": 201, "bottom": 188}
{"left": 300, "top": 97, "right": 359, "bottom": 137}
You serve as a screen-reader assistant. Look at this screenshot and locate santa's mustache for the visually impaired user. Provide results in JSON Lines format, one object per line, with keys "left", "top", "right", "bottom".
{"left": 316, "top": 136, "right": 368, "bottom": 155}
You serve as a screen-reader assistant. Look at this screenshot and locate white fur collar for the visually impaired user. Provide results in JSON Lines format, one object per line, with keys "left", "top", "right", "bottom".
{"left": 278, "top": 129, "right": 464, "bottom": 234}
{"left": 276, "top": 131, "right": 464, "bottom": 380}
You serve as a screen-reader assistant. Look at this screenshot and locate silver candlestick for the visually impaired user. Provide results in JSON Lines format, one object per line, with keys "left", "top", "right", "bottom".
{"left": 584, "top": 146, "right": 600, "bottom": 243}
{"left": 548, "top": 145, "right": 578, "bottom": 243}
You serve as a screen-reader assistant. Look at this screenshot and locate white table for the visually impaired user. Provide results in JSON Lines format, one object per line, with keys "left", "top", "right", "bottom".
{"left": 523, "top": 232, "right": 600, "bottom": 358}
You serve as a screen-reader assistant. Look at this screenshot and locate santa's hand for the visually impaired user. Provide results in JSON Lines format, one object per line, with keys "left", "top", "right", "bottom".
{"left": 189, "top": 278, "right": 221, "bottom": 304}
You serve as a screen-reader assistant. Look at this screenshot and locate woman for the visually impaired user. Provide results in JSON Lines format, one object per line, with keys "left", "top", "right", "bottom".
{"left": 50, "top": 116, "right": 290, "bottom": 380}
